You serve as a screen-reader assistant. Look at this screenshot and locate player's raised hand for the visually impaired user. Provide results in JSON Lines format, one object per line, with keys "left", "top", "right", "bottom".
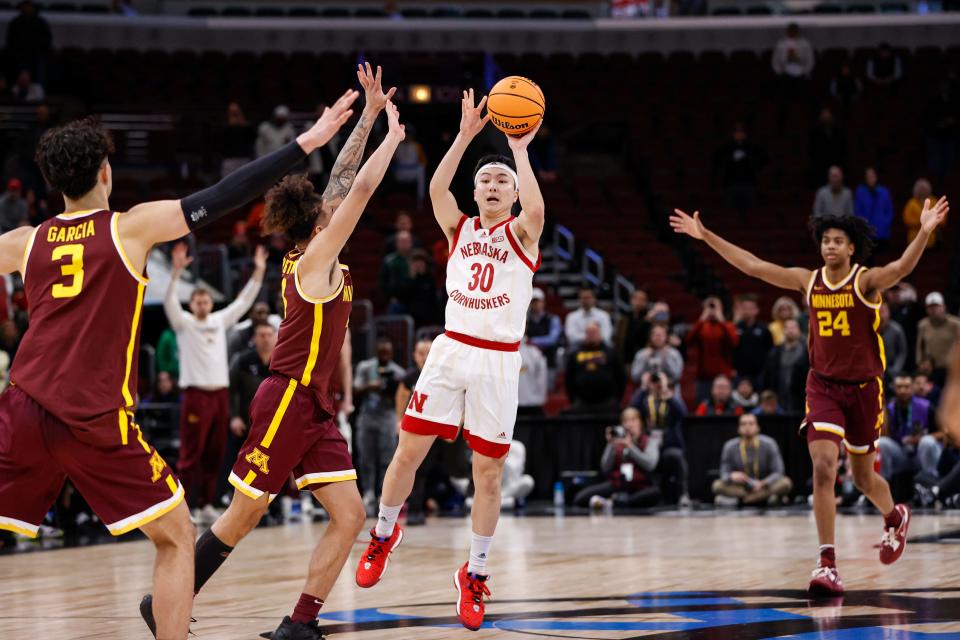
{"left": 460, "top": 88, "right": 490, "bottom": 139}
{"left": 299, "top": 89, "right": 359, "bottom": 152}
{"left": 920, "top": 195, "right": 949, "bottom": 234}
{"left": 252, "top": 244, "right": 268, "bottom": 273}
{"left": 670, "top": 208, "right": 706, "bottom": 240}
{"left": 357, "top": 62, "right": 396, "bottom": 112}
{"left": 384, "top": 100, "right": 406, "bottom": 140}
{"left": 171, "top": 242, "right": 193, "bottom": 271}
{"left": 507, "top": 120, "right": 542, "bottom": 151}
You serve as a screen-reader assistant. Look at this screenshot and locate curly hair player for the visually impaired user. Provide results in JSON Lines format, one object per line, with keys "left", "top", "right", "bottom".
{"left": 0, "top": 91, "right": 356, "bottom": 640}
{"left": 671, "top": 197, "right": 949, "bottom": 596}
{"left": 356, "top": 89, "right": 545, "bottom": 631}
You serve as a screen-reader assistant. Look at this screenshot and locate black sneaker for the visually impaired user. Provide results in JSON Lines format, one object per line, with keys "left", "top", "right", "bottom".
{"left": 265, "top": 616, "right": 327, "bottom": 640}
{"left": 914, "top": 483, "right": 936, "bottom": 508}
{"left": 140, "top": 595, "right": 157, "bottom": 638}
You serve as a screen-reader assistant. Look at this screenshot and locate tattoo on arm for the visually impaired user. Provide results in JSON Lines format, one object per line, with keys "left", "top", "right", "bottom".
{"left": 322, "top": 112, "right": 373, "bottom": 210}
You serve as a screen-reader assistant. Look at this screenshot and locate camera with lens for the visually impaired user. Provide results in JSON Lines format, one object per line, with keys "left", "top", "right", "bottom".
{"left": 612, "top": 425, "right": 627, "bottom": 438}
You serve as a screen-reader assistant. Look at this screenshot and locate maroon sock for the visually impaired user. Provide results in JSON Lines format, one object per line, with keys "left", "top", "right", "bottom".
{"left": 884, "top": 507, "right": 903, "bottom": 529}
{"left": 291, "top": 593, "right": 324, "bottom": 624}
{"left": 819, "top": 546, "right": 836, "bottom": 568}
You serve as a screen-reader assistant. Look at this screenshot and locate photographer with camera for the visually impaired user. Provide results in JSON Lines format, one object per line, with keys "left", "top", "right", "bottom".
{"left": 629, "top": 372, "right": 690, "bottom": 506}
{"left": 630, "top": 324, "right": 684, "bottom": 388}
{"left": 687, "top": 296, "right": 739, "bottom": 404}
{"left": 573, "top": 407, "right": 663, "bottom": 509}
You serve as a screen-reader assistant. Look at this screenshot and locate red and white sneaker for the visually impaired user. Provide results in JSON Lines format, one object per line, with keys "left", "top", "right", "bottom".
{"left": 355, "top": 525, "right": 404, "bottom": 588}
{"left": 454, "top": 563, "right": 491, "bottom": 631}
{"left": 879, "top": 503, "right": 911, "bottom": 565}
{"left": 808, "top": 564, "right": 845, "bottom": 596}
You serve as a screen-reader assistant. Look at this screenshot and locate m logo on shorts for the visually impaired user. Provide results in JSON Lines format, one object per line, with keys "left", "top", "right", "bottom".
{"left": 245, "top": 447, "right": 270, "bottom": 474}
{"left": 408, "top": 391, "right": 429, "bottom": 414}
{"left": 149, "top": 450, "right": 166, "bottom": 483}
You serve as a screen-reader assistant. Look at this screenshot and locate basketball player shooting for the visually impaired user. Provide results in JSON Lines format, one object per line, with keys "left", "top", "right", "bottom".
{"left": 670, "top": 197, "right": 949, "bottom": 596}
{"left": 355, "top": 88, "right": 545, "bottom": 631}
{"left": 0, "top": 92, "right": 356, "bottom": 640}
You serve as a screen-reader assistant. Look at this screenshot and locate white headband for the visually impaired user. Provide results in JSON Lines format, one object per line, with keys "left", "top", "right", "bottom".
{"left": 474, "top": 163, "right": 519, "bottom": 190}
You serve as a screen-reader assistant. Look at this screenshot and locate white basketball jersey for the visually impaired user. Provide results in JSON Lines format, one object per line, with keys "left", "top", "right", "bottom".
{"left": 444, "top": 216, "right": 540, "bottom": 343}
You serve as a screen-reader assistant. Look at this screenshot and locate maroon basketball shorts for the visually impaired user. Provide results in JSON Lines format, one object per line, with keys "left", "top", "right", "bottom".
{"left": 229, "top": 375, "right": 355, "bottom": 500}
{"left": 0, "top": 386, "right": 184, "bottom": 538}
{"left": 801, "top": 371, "right": 884, "bottom": 455}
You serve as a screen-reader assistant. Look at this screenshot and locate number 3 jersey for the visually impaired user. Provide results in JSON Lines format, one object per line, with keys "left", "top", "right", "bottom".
{"left": 445, "top": 215, "right": 540, "bottom": 344}
{"left": 12, "top": 209, "right": 148, "bottom": 438}
{"left": 805, "top": 264, "right": 886, "bottom": 383}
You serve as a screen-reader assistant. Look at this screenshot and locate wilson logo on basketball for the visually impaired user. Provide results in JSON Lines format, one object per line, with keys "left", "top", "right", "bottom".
{"left": 408, "top": 391, "right": 429, "bottom": 413}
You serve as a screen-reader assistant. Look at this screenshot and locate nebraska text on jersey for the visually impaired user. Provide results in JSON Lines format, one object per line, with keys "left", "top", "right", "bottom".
{"left": 459, "top": 241, "right": 510, "bottom": 264}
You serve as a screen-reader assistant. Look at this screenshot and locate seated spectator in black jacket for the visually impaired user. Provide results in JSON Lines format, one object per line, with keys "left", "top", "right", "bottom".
{"left": 143, "top": 370, "right": 180, "bottom": 404}
{"left": 565, "top": 321, "right": 624, "bottom": 413}
{"left": 751, "top": 390, "right": 785, "bottom": 416}
{"left": 712, "top": 413, "right": 793, "bottom": 506}
{"left": 629, "top": 373, "right": 689, "bottom": 505}
{"left": 733, "top": 293, "right": 773, "bottom": 388}
{"left": 573, "top": 408, "right": 662, "bottom": 509}
{"left": 761, "top": 318, "right": 809, "bottom": 413}
{"left": 396, "top": 249, "right": 441, "bottom": 327}
{"left": 615, "top": 288, "right": 652, "bottom": 366}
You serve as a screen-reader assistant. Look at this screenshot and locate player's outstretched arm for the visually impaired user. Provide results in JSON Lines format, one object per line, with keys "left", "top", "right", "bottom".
{"left": 508, "top": 121, "right": 545, "bottom": 250}
{"left": 117, "top": 89, "right": 359, "bottom": 260}
{"left": 301, "top": 100, "right": 405, "bottom": 274}
{"left": 429, "top": 88, "right": 490, "bottom": 243}
{"left": 321, "top": 63, "right": 396, "bottom": 214}
{"left": 861, "top": 196, "right": 949, "bottom": 294}
{"left": 0, "top": 226, "right": 38, "bottom": 276}
{"left": 670, "top": 208, "right": 810, "bottom": 292}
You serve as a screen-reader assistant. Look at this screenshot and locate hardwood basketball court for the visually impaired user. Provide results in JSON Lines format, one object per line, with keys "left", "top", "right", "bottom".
{"left": 3, "top": 511, "right": 960, "bottom": 639}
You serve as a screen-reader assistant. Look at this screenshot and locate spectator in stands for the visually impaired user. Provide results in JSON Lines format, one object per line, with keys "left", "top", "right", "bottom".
{"left": 396, "top": 338, "right": 432, "bottom": 422}
{"left": 0, "top": 319, "right": 20, "bottom": 362}
{"left": 866, "top": 43, "right": 903, "bottom": 92}
{"left": 917, "top": 292, "right": 960, "bottom": 385}
{"left": 5, "top": 1, "right": 52, "bottom": 86}
{"left": 712, "top": 413, "right": 792, "bottom": 506}
{"left": 24, "top": 186, "right": 48, "bottom": 226}
{"left": 565, "top": 286, "right": 613, "bottom": 348}
{"left": 761, "top": 318, "right": 809, "bottom": 413}
{"left": 565, "top": 321, "right": 624, "bottom": 413}
{"left": 921, "top": 79, "right": 959, "bottom": 184}
{"left": 255, "top": 104, "right": 296, "bottom": 158}
{"left": 733, "top": 293, "right": 773, "bottom": 388}
{"left": 712, "top": 122, "right": 767, "bottom": 218}
{"left": 518, "top": 334, "right": 548, "bottom": 416}
{"left": 380, "top": 229, "right": 412, "bottom": 312}
{"left": 888, "top": 282, "right": 923, "bottom": 370}
{"left": 771, "top": 23, "right": 815, "bottom": 100}
{"left": 615, "top": 288, "right": 651, "bottom": 366}
{"left": 11, "top": 69, "right": 44, "bottom": 104}
{"left": 630, "top": 324, "right": 683, "bottom": 387}
{"left": 879, "top": 374, "right": 942, "bottom": 482}
{"left": 880, "top": 302, "right": 908, "bottom": 388}
{"left": 164, "top": 243, "right": 266, "bottom": 523}
{"left": 854, "top": 167, "right": 893, "bottom": 248}
{"left": 396, "top": 337, "right": 435, "bottom": 525}
{"left": 829, "top": 63, "right": 863, "bottom": 110}
{"left": 391, "top": 125, "right": 427, "bottom": 207}
{"left": 156, "top": 327, "right": 179, "bottom": 378}
{"left": 228, "top": 301, "right": 281, "bottom": 359}
{"left": 385, "top": 211, "right": 418, "bottom": 254}
{"left": 687, "top": 296, "right": 738, "bottom": 403}
{"left": 530, "top": 123, "right": 558, "bottom": 183}
{"left": 304, "top": 101, "right": 339, "bottom": 189}
{"left": 0, "top": 178, "right": 28, "bottom": 232}
{"left": 808, "top": 108, "right": 848, "bottom": 189}
{"left": 752, "top": 390, "right": 784, "bottom": 416}
{"left": 574, "top": 408, "right": 662, "bottom": 509}
{"left": 915, "top": 444, "right": 960, "bottom": 509}
{"left": 143, "top": 371, "right": 180, "bottom": 404}
{"left": 913, "top": 372, "right": 941, "bottom": 410}
{"left": 527, "top": 287, "right": 562, "bottom": 368}
{"left": 732, "top": 378, "right": 759, "bottom": 411}
{"left": 219, "top": 102, "right": 256, "bottom": 177}
{"left": 695, "top": 374, "right": 742, "bottom": 417}
{"left": 396, "top": 249, "right": 440, "bottom": 327}
{"left": 813, "top": 165, "right": 853, "bottom": 217}
{"left": 768, "top": 296, "right": 801, "bottom": 346}
{"left": 355, "top": 337, "right": 405, "bottom": 508}
{"left": 903, "top": 178, "right": 938, "bottom": 248}
{"left": 632, "top": 372, "right": 690, "bottom": 506}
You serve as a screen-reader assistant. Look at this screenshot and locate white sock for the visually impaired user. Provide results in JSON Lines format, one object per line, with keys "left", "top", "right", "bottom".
{"left": 375, "top": 503, "right": 402, "bottom": 538}
{"left": 467, "top": 532, "right": 494, "bottom": 575}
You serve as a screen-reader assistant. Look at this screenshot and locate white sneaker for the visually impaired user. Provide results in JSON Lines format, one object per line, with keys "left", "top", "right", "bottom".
{"left": 678, "top": 494, "right": 693, "bottom": 509}
{"left": 190, "top": 508, "right": 203, "bottom": 525}
{"left": 589, "top": 495, "right": 612, "bottom": 510}
{"left": 714, "top": 495, "right": 739, "bottom": 507}
{"left": 200, "top": 504, "right": 222, "bottom": 525}
{"left": 300, "top": 493, "right": 315, "bottom": 516}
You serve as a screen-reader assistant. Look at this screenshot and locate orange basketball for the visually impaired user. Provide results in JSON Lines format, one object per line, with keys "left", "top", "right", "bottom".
{"left": 487, "top": 76, "right": 545, "bottom": 136}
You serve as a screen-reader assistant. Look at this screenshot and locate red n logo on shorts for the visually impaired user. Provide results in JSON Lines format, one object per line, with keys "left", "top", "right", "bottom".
{"left": 408, "top": 391, "right": 429, "bottom": 414}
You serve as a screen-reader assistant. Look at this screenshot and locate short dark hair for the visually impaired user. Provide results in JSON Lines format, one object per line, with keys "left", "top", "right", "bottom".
{"left": 809, "top": 213, "right": 876, "bottom": 265}
{"left": 760, "top": 390, "right": 778, "bottom": 403}
{"left": 190, "top": 287, "right": 212, "bottom": 301}
{"left": 263, "top": 173, "right": 322, "bottom": 243}
{"left": 252, "top": 320, "right": 276, "bottom": 333}
{"left": 35, "top": 117, "right": 114, "bottom": 200}
{"left": 735, "top": 293, "right": 759, "bottom": 304}
{"left": 473, "top": 154, "right": 516, "bottom": 178}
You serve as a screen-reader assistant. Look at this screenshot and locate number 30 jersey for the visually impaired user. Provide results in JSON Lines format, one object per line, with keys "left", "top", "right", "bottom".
{"left": 805, "top": 264, "right": 886, "bottom": 383}
{"left": 444, "top": 215, "right": 540, "bottom": 344}
{"left": 12, "top": 209, "right": 148, "bottom": 438}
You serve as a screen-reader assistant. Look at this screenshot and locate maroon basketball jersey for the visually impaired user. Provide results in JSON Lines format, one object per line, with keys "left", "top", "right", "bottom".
{"left": 805, "top": 264, "right": 886, "bottom": 382}
{"left": 270, "top": 249, "right": 352, "bottom": 416}
{"left": 12, "top": 209, "right": 148, "bottom": 441}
